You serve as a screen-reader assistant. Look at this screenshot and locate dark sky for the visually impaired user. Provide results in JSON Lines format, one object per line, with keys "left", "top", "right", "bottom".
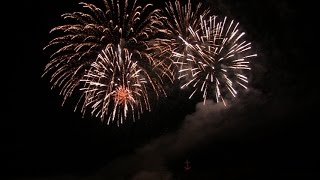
{"left": 5, "top": 0, "right": 318, "bottom": 179}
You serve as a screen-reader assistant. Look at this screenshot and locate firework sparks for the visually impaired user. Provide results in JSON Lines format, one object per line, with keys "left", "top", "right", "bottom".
{"left": 42, "top": 0, "right": 168, "bottom": 103}
{"left": 43, "top": 0, "right": 171, "bottom": 123}
{"left": 177, "top": 15, "right": 257, "bottom": 105}
{"left": 114, "top": 86, "right": 133, "bottom": 106}
{"left": 42, "top": 0, "right": 259, "bottom": 124}
{"left": 154, "top": 0, "right": 211, "bottom": 79}
{"left": 79, "top": 45, "right": 150, "bottom": 125}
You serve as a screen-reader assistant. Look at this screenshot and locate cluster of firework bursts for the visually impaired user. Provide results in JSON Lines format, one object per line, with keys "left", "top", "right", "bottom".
{"left": 43, "top": 0, "right": 257, "bottom": 125}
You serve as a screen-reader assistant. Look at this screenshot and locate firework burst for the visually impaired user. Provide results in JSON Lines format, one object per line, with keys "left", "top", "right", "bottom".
{"left": 43, "top": 0, "right": 168, "bottom": 103}
{"left": 43, "top": 0, "right": 171, "bottom": 123}
{"left": 79, "top": 45, "right": 150, "bottom": 125}
{"left": 177, "top": 15, "right": 257, "bottom": 105}
{"left": 153, "top": 0, "right": 210, "bottom": 79}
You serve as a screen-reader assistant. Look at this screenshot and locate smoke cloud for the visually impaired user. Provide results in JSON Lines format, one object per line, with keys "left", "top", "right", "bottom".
{"left": 91, "top": 90, "right": 263, "bottom": 179}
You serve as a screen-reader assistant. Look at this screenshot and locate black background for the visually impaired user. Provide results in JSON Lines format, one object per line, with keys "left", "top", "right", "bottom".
{"left": 5, "top": 0, "right": 318, "bottom": 179}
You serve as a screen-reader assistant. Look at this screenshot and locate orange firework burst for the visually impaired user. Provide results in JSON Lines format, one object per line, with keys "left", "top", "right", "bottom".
{"left": 114, "top": 86, "right": 134, "bottom": 106}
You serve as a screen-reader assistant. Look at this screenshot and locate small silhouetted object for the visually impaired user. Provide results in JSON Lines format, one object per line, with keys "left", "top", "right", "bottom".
{"left": 184, "top": 159, "right": 191, "bottom": 172}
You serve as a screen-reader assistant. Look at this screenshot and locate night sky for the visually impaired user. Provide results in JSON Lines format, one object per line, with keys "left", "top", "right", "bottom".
{"left": 5, "top": 0, "right": 318, "bottom": 179}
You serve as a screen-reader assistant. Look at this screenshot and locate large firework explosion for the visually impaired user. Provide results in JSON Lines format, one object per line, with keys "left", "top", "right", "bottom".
{"left": 176, "top": 15, "right": 257, "bottom": 105}
{"left": 43, "top": 0, "right": 257, "bottom": 124}
{"left": 43, "top": 0, "right": 172, "bottom": 124}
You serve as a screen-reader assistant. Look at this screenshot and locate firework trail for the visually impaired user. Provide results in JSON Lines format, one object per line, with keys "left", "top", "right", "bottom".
{"left": 177, "top": 15, "right": 257, "bottom": 105}
{"left": 154, "top": 0, "right": 211, "bottom": 80}
{"left": 79, "top": 45, "right": 151, "bottom": 125}
{"left": 43, "top": 0, "right": 171, "bottom": 123}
